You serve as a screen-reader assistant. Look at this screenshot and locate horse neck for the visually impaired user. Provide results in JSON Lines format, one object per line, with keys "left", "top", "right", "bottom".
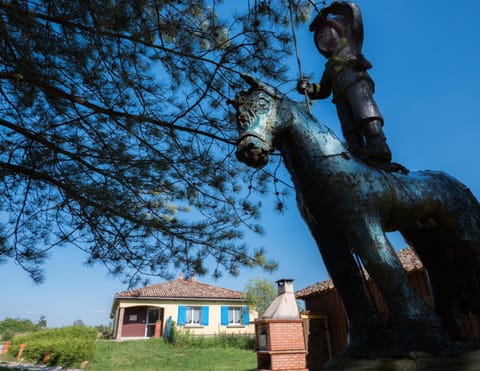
{"left": 275, "top": 99, "right": 346, "bottom": 158}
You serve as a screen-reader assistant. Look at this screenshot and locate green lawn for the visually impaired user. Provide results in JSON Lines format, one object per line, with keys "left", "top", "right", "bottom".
{"left": 87, "top": 339, "right": 257, "bottom": 371}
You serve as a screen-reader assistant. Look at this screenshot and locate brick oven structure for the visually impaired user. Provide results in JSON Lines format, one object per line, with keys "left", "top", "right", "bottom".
{"left": 254, "top": 279, "right": 307, "bottom": 371}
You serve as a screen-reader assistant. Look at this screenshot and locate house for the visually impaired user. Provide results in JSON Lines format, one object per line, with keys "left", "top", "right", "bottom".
{"left": 296, "top": 247, "right": 480, "bottom": 370}
{"left": 110, "top": 274, "right": 257, "bottom": 340}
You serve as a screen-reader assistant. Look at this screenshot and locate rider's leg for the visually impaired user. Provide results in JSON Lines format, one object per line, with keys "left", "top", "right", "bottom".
{"left": 336, "top": 99, "right": 365, "bottom": 153}
{"left": 342, "top": 81, "right": 392, "bottom": 162}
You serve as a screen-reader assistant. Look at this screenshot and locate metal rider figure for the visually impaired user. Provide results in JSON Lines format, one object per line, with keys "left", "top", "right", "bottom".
{"left": 297, "top": 1, "right": 392, "bottom": 164}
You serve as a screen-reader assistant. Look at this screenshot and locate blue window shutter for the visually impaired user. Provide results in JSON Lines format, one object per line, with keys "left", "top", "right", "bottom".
{"left": 201, "top": 306, "right": 209, "bottom": 326}
{"left": 242, "top": 306, "right": 250, "bottom": 325}
{"left": 177, "top": 306, "right": 186, "bottom": 326}
{"left": 221, "top": 306, "right": 229, "bottom": 325}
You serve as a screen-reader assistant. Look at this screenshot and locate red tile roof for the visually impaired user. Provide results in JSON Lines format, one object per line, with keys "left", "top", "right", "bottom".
{"left": 115, "top": 277, "right": 245, "bottom": 300}
{"left": 296, "top": 247, "right": 423, "bottom": 298}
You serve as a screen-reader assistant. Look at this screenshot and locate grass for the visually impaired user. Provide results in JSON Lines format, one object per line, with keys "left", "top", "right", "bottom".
{"left": 86, "top": 339, "right": 257, "bottom": 371}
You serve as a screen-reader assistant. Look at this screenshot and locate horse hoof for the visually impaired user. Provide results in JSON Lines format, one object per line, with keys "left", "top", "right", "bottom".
{"left": 389, "top": 321, "right": 454, "bottom": 354}
{"left": 347, "top": 324, "right": 391, "bottom": 354}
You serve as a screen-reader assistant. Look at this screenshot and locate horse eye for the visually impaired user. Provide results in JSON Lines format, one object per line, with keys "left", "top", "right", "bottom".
{"left": 257, "top": 99, "right": 269, "bottom": 109}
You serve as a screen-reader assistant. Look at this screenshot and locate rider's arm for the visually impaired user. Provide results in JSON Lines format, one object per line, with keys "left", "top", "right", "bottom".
{"left": 308, "top": 71, "right": 332, "bottom": 100}
{"left": 308, "top": 83, "right": 330, "bottom": 100}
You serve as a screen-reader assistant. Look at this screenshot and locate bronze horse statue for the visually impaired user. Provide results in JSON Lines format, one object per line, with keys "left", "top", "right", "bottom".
{"left": 231, "top": 74, "right": 480, "bottom": 354}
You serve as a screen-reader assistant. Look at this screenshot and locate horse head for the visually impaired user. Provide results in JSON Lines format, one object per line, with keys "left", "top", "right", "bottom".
{"left": 230, "top": 74, "right": 284, "bottom": 169}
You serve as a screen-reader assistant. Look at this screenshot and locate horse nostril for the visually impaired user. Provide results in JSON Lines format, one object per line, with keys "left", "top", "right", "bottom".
{"left": 235, "top": 150, "right": 244, "bottom": 162}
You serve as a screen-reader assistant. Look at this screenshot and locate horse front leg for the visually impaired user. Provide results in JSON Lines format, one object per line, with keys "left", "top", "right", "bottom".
{"left": 304, "top": 214, "right": 387, "bottom": 352}
{"left": 347, "top": 218, "right": 453, "bottom": 353}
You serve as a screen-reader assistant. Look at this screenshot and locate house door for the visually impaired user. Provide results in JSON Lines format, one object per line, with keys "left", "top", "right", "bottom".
{"left": 145, "top": 308, "right": 162, "bottom": 337}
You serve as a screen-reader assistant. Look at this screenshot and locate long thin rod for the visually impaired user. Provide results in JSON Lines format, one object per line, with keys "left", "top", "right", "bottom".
{"left": 288, "top": 0, "right": 311, "bottom": 113}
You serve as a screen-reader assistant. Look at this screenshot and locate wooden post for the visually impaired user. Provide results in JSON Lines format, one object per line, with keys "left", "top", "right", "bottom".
{"left": 43, "top": 350, "right": 51, "bottom": 364}
{"left": 17, "top": 343, "right": 26, "bottom": 361}
{"left": 2, "top": 341, "right": 11, "bottom": 354}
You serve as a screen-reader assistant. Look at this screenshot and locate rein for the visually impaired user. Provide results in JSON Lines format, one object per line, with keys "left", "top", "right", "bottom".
{"left": 287, "top": 0, "right": 311, "bottom": 113}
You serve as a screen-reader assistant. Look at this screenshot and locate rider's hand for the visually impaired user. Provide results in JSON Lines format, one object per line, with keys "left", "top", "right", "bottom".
{"left": 297, "top": 78, "right": 314, "bottom": 95}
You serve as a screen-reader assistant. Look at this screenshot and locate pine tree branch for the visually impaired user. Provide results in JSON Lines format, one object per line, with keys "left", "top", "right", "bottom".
{"left": 0, "top": 1, "right": 242, "bottom": 74}
{"left": 0, "top": 72, "right": 235, "bottom": 144}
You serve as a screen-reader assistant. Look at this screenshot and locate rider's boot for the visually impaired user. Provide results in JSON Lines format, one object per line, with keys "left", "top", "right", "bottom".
{"left": 360, "top": 119, "right": 392, "bottom": 162}
{"left": 344, "top": 131, "right": 365, "bottom": 154}
{"left": 348, "top": 121, "right": 409, "bottom": 173}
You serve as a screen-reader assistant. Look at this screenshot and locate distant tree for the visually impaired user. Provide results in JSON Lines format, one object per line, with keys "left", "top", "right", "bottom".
{"left": 36, "top": 315, "right": 47, "bottom": 329}
{"left": 245, "top": 277, "right": 277, "bottom": 316}
{"left": 73, "top": 319, "right": 85, "bottom": 326}
{"left": 0, "top": 1, "right": 314, "bottom": 285}
{"left": 94, "top": 322, "right": 112, "bottom": 339}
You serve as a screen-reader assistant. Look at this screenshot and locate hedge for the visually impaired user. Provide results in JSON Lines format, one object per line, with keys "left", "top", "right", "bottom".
{"left": 9, "top": 325, "right": 97, "bottom": 368}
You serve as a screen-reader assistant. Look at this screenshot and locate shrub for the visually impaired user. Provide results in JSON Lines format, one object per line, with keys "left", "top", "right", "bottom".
{"left": 0, "top": 318, "right": 38, "bottom": 340}
{"left": 214, "top": 334, "right": 255, "bottom": 349}
{"left": 167, "top": 332, "right": 254, "bottom": 350}
{"left": 9, "top": 325, "right": 97, "bottom": 368}
{"left": 164, "top": 320, "right": 178, "bottom": 345}
{"left": 1, "top": 330, "right": 14, "bottom": 342}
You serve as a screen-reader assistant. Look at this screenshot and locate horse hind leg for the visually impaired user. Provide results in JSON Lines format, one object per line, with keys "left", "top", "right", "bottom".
{"left": 401, "top": 181, "right": 480, "bottom": 340}
{"left": 401, "top": 225, "right": 466, "bottom": 341}
{"left": 435, "top": 182, "right": 480, "bottom": 314}
{"left": 404, "top": 192, "right": 480, "bottom": 338}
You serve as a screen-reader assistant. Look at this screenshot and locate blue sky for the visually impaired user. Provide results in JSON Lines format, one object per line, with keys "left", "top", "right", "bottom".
{"left": 1, "top": 0, "right": 480, "bottom": 327}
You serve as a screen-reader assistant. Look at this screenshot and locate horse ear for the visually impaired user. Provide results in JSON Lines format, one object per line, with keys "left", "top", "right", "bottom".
{"left": 240, "top": 73, "right": 261, "bottom": 88}
{"left": 240, "top": 73, "right": 283, "bottom": 99}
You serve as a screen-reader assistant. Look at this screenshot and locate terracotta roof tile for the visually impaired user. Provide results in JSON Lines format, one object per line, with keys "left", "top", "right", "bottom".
{"left": 397, "top": 246, "right": 424, "bottom": 271}
{"left": 296, "top": 247, "right": 423, "bottom": 298}
{"left": 115, "top": 278, "right": 245, "bottom": 300}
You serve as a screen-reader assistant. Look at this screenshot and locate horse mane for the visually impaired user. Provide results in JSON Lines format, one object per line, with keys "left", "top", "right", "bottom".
{"left": 275, "top": 91, "right": 347, "bottom": 150}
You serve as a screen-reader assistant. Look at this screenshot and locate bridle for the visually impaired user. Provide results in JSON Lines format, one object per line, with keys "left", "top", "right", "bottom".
{"left": 234, "top": 88, "right": 279, "bottom": 152}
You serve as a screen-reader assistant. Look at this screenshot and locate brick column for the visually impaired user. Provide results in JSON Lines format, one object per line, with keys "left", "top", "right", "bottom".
{"left": 255, "top": 319, "right": 307, "bottom": 370}
{"left": 154, "top": 320, "right": 162, "bottom": 338}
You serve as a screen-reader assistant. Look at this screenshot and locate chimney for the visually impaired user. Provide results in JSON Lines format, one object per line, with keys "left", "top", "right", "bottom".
{"left": 179, "top": 272, "right": 184, "bottom": 280}
{"left": 261, "top": 278, "right": 299, "bottom": 319}
{"left": 276, "top": 278, "right": 294, "bottom": 295}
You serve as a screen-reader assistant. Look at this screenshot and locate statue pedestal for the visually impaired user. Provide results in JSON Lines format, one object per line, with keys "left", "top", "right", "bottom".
{"left": 324, "top": 349, "right": 480, "bottom": 370}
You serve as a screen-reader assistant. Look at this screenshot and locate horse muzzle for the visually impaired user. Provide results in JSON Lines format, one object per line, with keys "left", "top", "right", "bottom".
{"left": 236, "top": 135, "right": 271, "bottom": 169}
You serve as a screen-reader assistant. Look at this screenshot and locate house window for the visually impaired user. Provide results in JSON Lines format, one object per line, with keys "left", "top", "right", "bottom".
{"left": 177, "top": 306, "right": 209, "bottom": 326}
{"left": 221, "top": 306, "right": 250, "bottom": 326}
{"left": 186, "top": 306, "right": 201, "bottom": 325}
{"left": 228, "top": 307, "right": 242, "bottom": 324}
